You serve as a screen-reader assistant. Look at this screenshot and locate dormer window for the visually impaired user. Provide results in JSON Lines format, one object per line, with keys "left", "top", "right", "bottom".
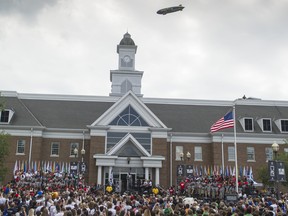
{"left": 0, "top": 109, "right": 14, "bottom": 124}
{"left": 274, "top": 119, "right": 288, "bottom": 133}
{"left": 257, "top": 118, "right": 272, "bottom": 132}
{"left": 239, "top": 117, "right": 254, "bottom": 132}
{"left": 281, "top": 120, "right": 288, "bottom": 132}
{"left": 263, "top": 119, "right": 272, "bottom": 132}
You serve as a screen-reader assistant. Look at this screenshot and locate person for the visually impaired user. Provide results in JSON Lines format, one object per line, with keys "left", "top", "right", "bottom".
{"left": 107, "top": 202, "right": 116, "bottom": 216}
{"left": 0, "top": 192, "right": 6, "bottom": 212}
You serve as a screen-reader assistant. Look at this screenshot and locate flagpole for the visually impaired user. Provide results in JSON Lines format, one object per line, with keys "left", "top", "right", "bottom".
{"left": 221, "top": 134, "right": 225, "bottom": 176}
{"left": 233, "top": 105, "right": 239, "bottom": 194}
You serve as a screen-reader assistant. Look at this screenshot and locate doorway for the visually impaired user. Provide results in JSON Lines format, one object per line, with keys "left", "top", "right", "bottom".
{"left": 120, "top": 173, "right": 136, "bottom": 192}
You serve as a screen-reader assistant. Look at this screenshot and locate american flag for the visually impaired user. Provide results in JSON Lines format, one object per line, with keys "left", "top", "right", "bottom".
{"left": 210, "top": 111, "right": 234, "bottom": 133}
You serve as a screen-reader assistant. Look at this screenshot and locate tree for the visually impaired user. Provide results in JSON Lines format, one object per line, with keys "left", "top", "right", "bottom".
{"left": 0, "top": 94, "right": 10, "bottom": 182}
{"left": 0, "top": 132, "right": 10, "bottom": 182}
{"left": 257, "top": 140, "right": 288, "bottom": 189}
{"left": 256, "top": 165, "right": 273, "bottom": 188}
{"left": 273, "top": 150, "right": 288, "bottom": 187}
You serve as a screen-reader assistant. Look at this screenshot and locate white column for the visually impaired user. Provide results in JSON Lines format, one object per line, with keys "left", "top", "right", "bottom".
{"left": 108, "top": 166, "right": 113, "bottom": 184}
{"left": 97, "top": 166, "right": 102, "bottom": 185}
{"left": 145, "top": 167, "right": 149, "bottom": 180}
{"left": 155, "top": 168, "right": 160, "bottom": 185}
{"left": 28, "top": 128, "right": 33, "bottom": 172}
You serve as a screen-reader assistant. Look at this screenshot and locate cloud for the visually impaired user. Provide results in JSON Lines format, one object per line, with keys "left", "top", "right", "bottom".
{"left": 0, "top": 0, "right": 287, "bottom": 101}
{"left": 0, "top": 0, "right": 58, "bottom": 21}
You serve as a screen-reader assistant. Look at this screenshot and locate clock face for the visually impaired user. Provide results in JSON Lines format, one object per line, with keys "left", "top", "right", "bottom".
{"left": 123, "top": 55, "right": 131, "bottom": 63}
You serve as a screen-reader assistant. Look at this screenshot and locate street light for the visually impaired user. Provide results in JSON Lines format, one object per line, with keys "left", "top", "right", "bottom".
{"left": 180, "top": 152, "right": 184, "bottom": 161}
{"left": 81, "top": 148, "right": 85, "bottom": 162}
{"left": 180, "top": 151, "right": 191, "bottom": 161}
{"left": 186, "top": 152, "right": 191, "bottom": 161}
{"left": 272, "top": 141, "right": 279, "bottom": 158}
{"left": 272, "top": 141, "right": 279, "bottom": 199}
{"left": 73, "top": 147, "right": 78, "bottom": 158}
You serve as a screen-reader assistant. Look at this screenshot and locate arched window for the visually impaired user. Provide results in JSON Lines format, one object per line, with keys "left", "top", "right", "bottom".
{"left": 109, "top": 105, "right": 148, "bottom": 126}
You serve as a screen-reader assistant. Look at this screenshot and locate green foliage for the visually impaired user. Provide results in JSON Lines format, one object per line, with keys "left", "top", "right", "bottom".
{"left": 257, "top": 139, "right": 288, "bottom": 187}
{"left": 274, "top": 151, "right": 288, "bottom": 187}
{"left": 0, "top": 132, "right": 10, "bottom": 181}
{"left": 0, "top": 93, "right": 5, "bottom": 111}
{"left": 257, "top": 165, "right": 273, "bottom": 188}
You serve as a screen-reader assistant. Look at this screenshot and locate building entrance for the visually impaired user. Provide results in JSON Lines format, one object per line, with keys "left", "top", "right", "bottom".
{"left": 120, "top": 173, "right": 136, "bottom": 192}
{"left": 105, "top": 167, "right": 148, "bottom": 194}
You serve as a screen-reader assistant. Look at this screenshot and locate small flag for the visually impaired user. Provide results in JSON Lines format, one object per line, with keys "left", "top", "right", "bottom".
{"left": 210, "top": 111, "right": 234, "bottom": 133}
{"left": 13, "top": 161, "right": 18, "bottom": 175}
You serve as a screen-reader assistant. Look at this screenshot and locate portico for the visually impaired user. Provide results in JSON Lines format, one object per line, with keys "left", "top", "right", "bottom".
{"left": 93, "top": 154, "right": 164, "bottom": 191}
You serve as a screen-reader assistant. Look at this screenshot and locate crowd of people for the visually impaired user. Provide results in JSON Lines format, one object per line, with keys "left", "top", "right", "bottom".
{"left": 0, "top": 170, "right": 287, "bottom": 216}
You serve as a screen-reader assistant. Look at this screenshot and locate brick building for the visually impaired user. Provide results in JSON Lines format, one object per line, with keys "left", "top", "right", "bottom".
{"left": 1, "top": 32, "right": 288, "bottom": 191}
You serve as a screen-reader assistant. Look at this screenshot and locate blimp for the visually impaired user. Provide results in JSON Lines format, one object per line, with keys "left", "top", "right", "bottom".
{"left": 157, "top": 4, "right": 185, "bottom": 15}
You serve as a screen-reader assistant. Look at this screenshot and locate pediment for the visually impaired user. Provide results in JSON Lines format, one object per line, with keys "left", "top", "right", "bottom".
{"left": 91, "top": 91, "right": 167, "bottom": 128}
{"left": 107, "top": 133, "right": 151, "bottom": 157}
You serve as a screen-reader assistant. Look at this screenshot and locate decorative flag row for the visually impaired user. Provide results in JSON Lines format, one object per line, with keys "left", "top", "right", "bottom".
{"left": 13, "top": 160, "right": 73, "bottom": 175}
{"left": 185, "top": 164, "right": 253, "bottom": 179}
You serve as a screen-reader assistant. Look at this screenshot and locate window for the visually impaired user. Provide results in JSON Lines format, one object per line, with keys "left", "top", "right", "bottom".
{"left": 176, "top": 146, "right": 183, "bottom": 161}
{"left": 107, "top": 132, "right": 151, "bottom": 153}
{"left": 0, "top": 111, "right": 9, "bottom": 123}
{"left": 109, "top": 105, "right": 149, "bottom": 126}
{"left": 265, "top": 147, "right": 273, "bottom": 161}
{"left": 247, "top": 147, "right": 255, "bottom": 161}
{"left": 70, "top": 143, "right": 79, "bottom": 157}
{"left": 194, "top": 146, "right": 202, "bottom": 161}
{"left": 281, "top": 120, "right": 288, "bottom": 132}
{"left": 228, "top": 146, "right": 235, "bottom": 161}
{"left": 16, "top": 140, "right": 25, "bottom": 154}
{"left": 0, "top": 109, "right": 15, "bottom": 124}
{"left": 263, "top": 119, "right": 272, "bottom": 132}
{"left": 244, "top": 118, "right": 253, "bottom": 131}
{"left": 51, "top": 142, "right": 59, "bottom": 156}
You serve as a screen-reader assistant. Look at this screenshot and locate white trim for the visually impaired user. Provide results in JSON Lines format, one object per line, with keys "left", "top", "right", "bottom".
{"left": 107, "top": 133, "right": 151, "bottom": 156}
{"left": 171, "top": 135, "right": 211, "bottom": 143}
{"left": 2, "top": 90, "right": 288, "bottom": 107}
{"left": 239, "top": 117, "right": 254, "bottom": 132}
{"left": 247, "top": 147, "right": 255, "bottom": 161}
{"left": 212, "top": 135, "right": 286, "bottom": 144}
{"left": 91, "top": 91, "right": 167, "bottom": 128}
{"left": 275, "top": 119, "right": 288, "bottom": 133}
{"left": 51, "top": 142, "right": 60, "bottom": 156}
{"left": 0, "top": 109, "right": 15, "bottom": 124}
{"left": 257, "top": 118, "right": 272, "bottom": 133}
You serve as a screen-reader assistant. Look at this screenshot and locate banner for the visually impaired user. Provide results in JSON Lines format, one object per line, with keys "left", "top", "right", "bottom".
{"left": 177, "top": 165, "right": 185, "bottom": 177}
{"left": 277, "top": 161, "right": 286, "bottom": 182}
{"left": 70, "top": 161, "right": 78, "bottom": 175}
{"left": 268, "top": 160, "right": 286, "bottom": 182}
{"left": 186, "top": 165, "right": 193, "bottom": 178}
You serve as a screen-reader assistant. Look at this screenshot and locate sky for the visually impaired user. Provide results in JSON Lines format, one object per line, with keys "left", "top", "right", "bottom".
{"left": 0, "top": 0, "right": 288, "bottom": 101}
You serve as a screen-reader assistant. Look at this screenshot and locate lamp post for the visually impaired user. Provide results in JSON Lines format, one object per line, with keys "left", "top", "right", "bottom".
{"left": 186, "top": 152, "right": 191, "bottom": 161}
{"left": 272, "top": 141, "right": 279, "bottom": 199}
{"left": 178, "top": 151, "right": 191, "bottom": 194}
{"left": 73, "top": 147, "right": 78, "bottom": 158}
{"left": 179, "top": 151, "right": 191, "bottom": 177}
{"left": 73, "top": 147, "right": 79, "bottom": 187}
{"left": 80, "top": 132, "right": 86, "bottom": 184}
{"left": 81, "top": 148, "right": 85, "bottom": 162}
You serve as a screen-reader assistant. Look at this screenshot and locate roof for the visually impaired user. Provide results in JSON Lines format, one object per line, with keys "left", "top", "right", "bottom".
{"left": 119, "top": 32, "right": 135, "bottom": 46}
{"left": 2, "top": 91, "right": 288, "bottom": 135}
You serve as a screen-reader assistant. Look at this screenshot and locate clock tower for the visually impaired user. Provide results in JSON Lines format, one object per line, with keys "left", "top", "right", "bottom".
{"left": 110, "top": 32, "right": 143, "bottom": 97}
